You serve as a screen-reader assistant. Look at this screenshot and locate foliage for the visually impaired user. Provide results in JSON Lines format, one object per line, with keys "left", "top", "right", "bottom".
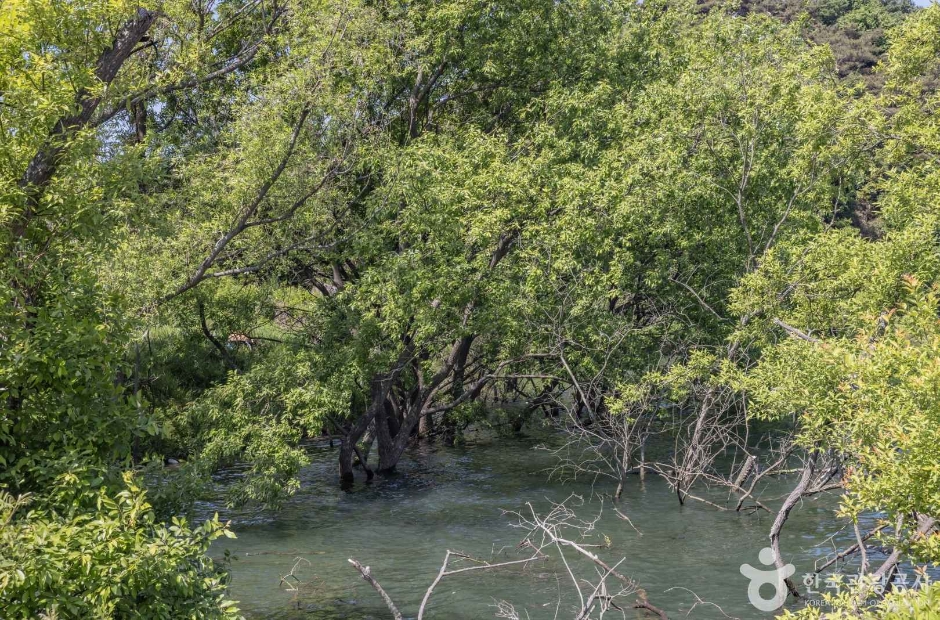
{"left": 747, "top": 280, "right": 940, "bottom": 552}
{"left": 3, "top": 0, "right": 940, "bottom": 616}
{"left": 780, "top": 578, "right": 940, "bottom": 619}
{"left": 735, "top": 7, "right": 940, "bottom": 615}
{"left": 0, "top": 475, "right": 238, "bottom": 619}
{"left": 128, "top": 0, "right": 867, "bottom": 492}
{"left": 719, "top": 0, "right": 918, "bottom": 90}
{"left": 0, "top": 0, "right": 268, "bottom": 615}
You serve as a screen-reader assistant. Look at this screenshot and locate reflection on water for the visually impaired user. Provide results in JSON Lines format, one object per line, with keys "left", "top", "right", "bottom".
{"left": 198, "top": 432, "right": 877, "bottom": 619}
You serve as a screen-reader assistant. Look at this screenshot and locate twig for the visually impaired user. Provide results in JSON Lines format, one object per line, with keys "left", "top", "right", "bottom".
{"left": 664, "top": 586, "right": 739, "bottom": 619}
{"left": 279, "top": 557, "right": 311, "bottom": 592}
{"left": 814, "top": 524, "right": 887, "bottom": 574}
{"left": 854, "top": 521, "right": 868, "bottom": 575}
{"left": 614, "top": 508, "right": 643, "bottom": 536}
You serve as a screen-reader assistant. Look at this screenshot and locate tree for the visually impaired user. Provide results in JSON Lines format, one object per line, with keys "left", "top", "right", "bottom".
{"left": 734, "top": 4, "right": 940, "bottom": 607}
{"left": 0, "top": 0, "right": 279, "bottom": 615}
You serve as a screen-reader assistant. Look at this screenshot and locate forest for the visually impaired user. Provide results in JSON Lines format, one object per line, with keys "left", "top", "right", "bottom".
{"left": 2, "top": 0, "right": 940, "bottom": 617}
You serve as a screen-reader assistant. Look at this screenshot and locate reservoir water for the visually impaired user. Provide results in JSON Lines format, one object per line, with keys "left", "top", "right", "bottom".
{"left": 200, "top": 432, "right": 879, "bottom": 619}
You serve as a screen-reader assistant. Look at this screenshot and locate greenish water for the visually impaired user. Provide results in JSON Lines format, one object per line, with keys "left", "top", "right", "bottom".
{"left": 201, "top": 433, "right": 871, "bottom": 619}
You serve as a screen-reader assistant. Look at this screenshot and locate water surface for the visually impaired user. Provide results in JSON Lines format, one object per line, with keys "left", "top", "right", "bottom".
{"left": 200, "top": 433, "right": 877, "bottom": 619}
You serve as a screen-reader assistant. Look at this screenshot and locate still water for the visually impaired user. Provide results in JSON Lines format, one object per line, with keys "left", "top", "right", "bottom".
{"left": 199, "top": 432, "right": 868, "bottom": 619}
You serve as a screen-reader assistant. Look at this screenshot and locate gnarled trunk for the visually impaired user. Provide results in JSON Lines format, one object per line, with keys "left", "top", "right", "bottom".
{"left": 340, "top": 348, "right": 412, "bottom": 484}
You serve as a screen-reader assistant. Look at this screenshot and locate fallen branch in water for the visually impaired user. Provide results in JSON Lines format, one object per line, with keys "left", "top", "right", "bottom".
{"left": 350, "top": 495, "right": 668, "bottom": 619}
{"left": 634, "top": 598, "right": 669, "bottom": 620}
{"left": 505, "top": 495, "right": 668, "bottom": 618}
{"left": 279, "top": 557, "right": 311, "bottom": 592}
{"left": 417, "top": 550, "right": 546, "bottom": 619}
{"left": 347, "top": 559, "right": 403, "bottom": 620}
{"left": 350, "top": 548, "right": 547, "bottom": 620}
{"left": 664, "top": 586, "right": 740, "bottom": 619}
{"left": 614, "top": 507, "right": 643, "bottom": 536}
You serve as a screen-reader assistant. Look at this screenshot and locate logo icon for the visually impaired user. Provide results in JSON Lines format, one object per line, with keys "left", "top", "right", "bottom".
{"left": 740, "top": 547, "right": 795, "bottom": 611}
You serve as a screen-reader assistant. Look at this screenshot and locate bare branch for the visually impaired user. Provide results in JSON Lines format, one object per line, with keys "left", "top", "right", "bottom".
{"left": 669, "top": 276, "right": 727, "bottom": 322}
{"left": 347, "top": 559, "right": 403, "bottom": 620}
{"left": 417, "top": 550, "right": 544, "bottom": 620}
{"left": 772, "top": 318, "right": 819, "bottom": 343}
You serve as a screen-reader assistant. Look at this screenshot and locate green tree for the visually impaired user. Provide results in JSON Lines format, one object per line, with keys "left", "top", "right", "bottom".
{"left": 0, "top": 0, "right": 279, "bottom": 615}
{"left": 734, "top": 5, "right": 940, "bottom": 611}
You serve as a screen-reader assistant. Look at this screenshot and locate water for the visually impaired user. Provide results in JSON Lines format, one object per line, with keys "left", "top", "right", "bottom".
{"left": 199, "top": 432, "right": 880, "bottom": 619}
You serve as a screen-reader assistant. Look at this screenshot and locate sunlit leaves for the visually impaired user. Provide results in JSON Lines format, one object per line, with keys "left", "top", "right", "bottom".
{"left": 0, "top": 480, "right": 239, "bottom": 619}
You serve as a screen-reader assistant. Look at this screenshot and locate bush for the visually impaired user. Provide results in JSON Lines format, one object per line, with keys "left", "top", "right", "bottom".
{"left": 0, "top": 475, "right": 240, "bottom": 620}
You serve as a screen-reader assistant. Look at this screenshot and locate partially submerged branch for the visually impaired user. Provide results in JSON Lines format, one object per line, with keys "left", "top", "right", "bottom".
{"left": 347, "top": 559, "right": 403, "bottom": 620}
{"left": 417, "top": 550, "right": 545, "bottom": 620}
{"left": 350, "top": 496, "right": 667, "bottom": 619}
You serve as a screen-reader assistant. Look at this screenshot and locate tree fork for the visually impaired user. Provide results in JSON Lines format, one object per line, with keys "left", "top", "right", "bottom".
{"left": 340, "top": 348, "right": 412, "bottom": 484}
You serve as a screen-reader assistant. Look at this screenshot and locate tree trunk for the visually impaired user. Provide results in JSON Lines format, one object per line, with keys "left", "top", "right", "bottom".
{"left": 639, "top": 434, "right": 647, "bottom": 483}
{"left": 340, "top": 406, "right": 375, "bottom": 486}
{"left": 340, "top": 348, "right": 412, "bottom": 484}
{"left": 374, "top": 396, "right": 398, "bottom": 472}
{"left": 440, "top": 336, "right": 474, "bottom": 447}
{"left": 377, "top": 402, "right": 421, "bottom": 472}
{"left": 343, "top": 394, "right": 393, "bottom": 483}
{"left": 359, "top": 420, "right": 376, "bottom": 463}
{"left": 675, "top": 389, "right": 714, "bottom": 504}
{"left": 418, "top": 409, "right": 434, "bottom": 438}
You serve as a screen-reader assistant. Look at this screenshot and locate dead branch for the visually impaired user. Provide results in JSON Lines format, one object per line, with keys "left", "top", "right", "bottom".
{"left": 769, "top": 450, "right": 817, "bottom": 600}
{"left": 417, "top": 550, "right": 545, "bottom": 620}
{"left": 347, "top": 559, "right": 403, "bottom": 620}
{"left": 633, "top": 598, "right": 669, "bottom": 620}
{"left": 279, "top": 557, "right": 311, "bottom": 592}
{"left": 353, "top": 496, "right": 665, "bottom": 619}
{"left": 613, "top": 508, "right": 643, "bottom": 536}
{"left": 504, "top": 496, "right": 665, "bottom": 618}
{"left": 663, "top": 586, "right": 739, "bottom": 619}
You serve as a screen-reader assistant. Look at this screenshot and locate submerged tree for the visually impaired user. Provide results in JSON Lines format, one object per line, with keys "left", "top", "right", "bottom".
{"left": 127, "top": 0, "right": 877, "bottom": 499}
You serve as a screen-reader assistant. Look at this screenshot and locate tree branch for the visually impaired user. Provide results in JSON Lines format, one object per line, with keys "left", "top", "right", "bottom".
{"left": 348, "top": 559, "right": 403, "bottom": 620}
{"left": 11, "top": 8, "right": 158, "bottom": 238}
{"left": 772, "top": 318, "right": 819, "bottom": 343}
